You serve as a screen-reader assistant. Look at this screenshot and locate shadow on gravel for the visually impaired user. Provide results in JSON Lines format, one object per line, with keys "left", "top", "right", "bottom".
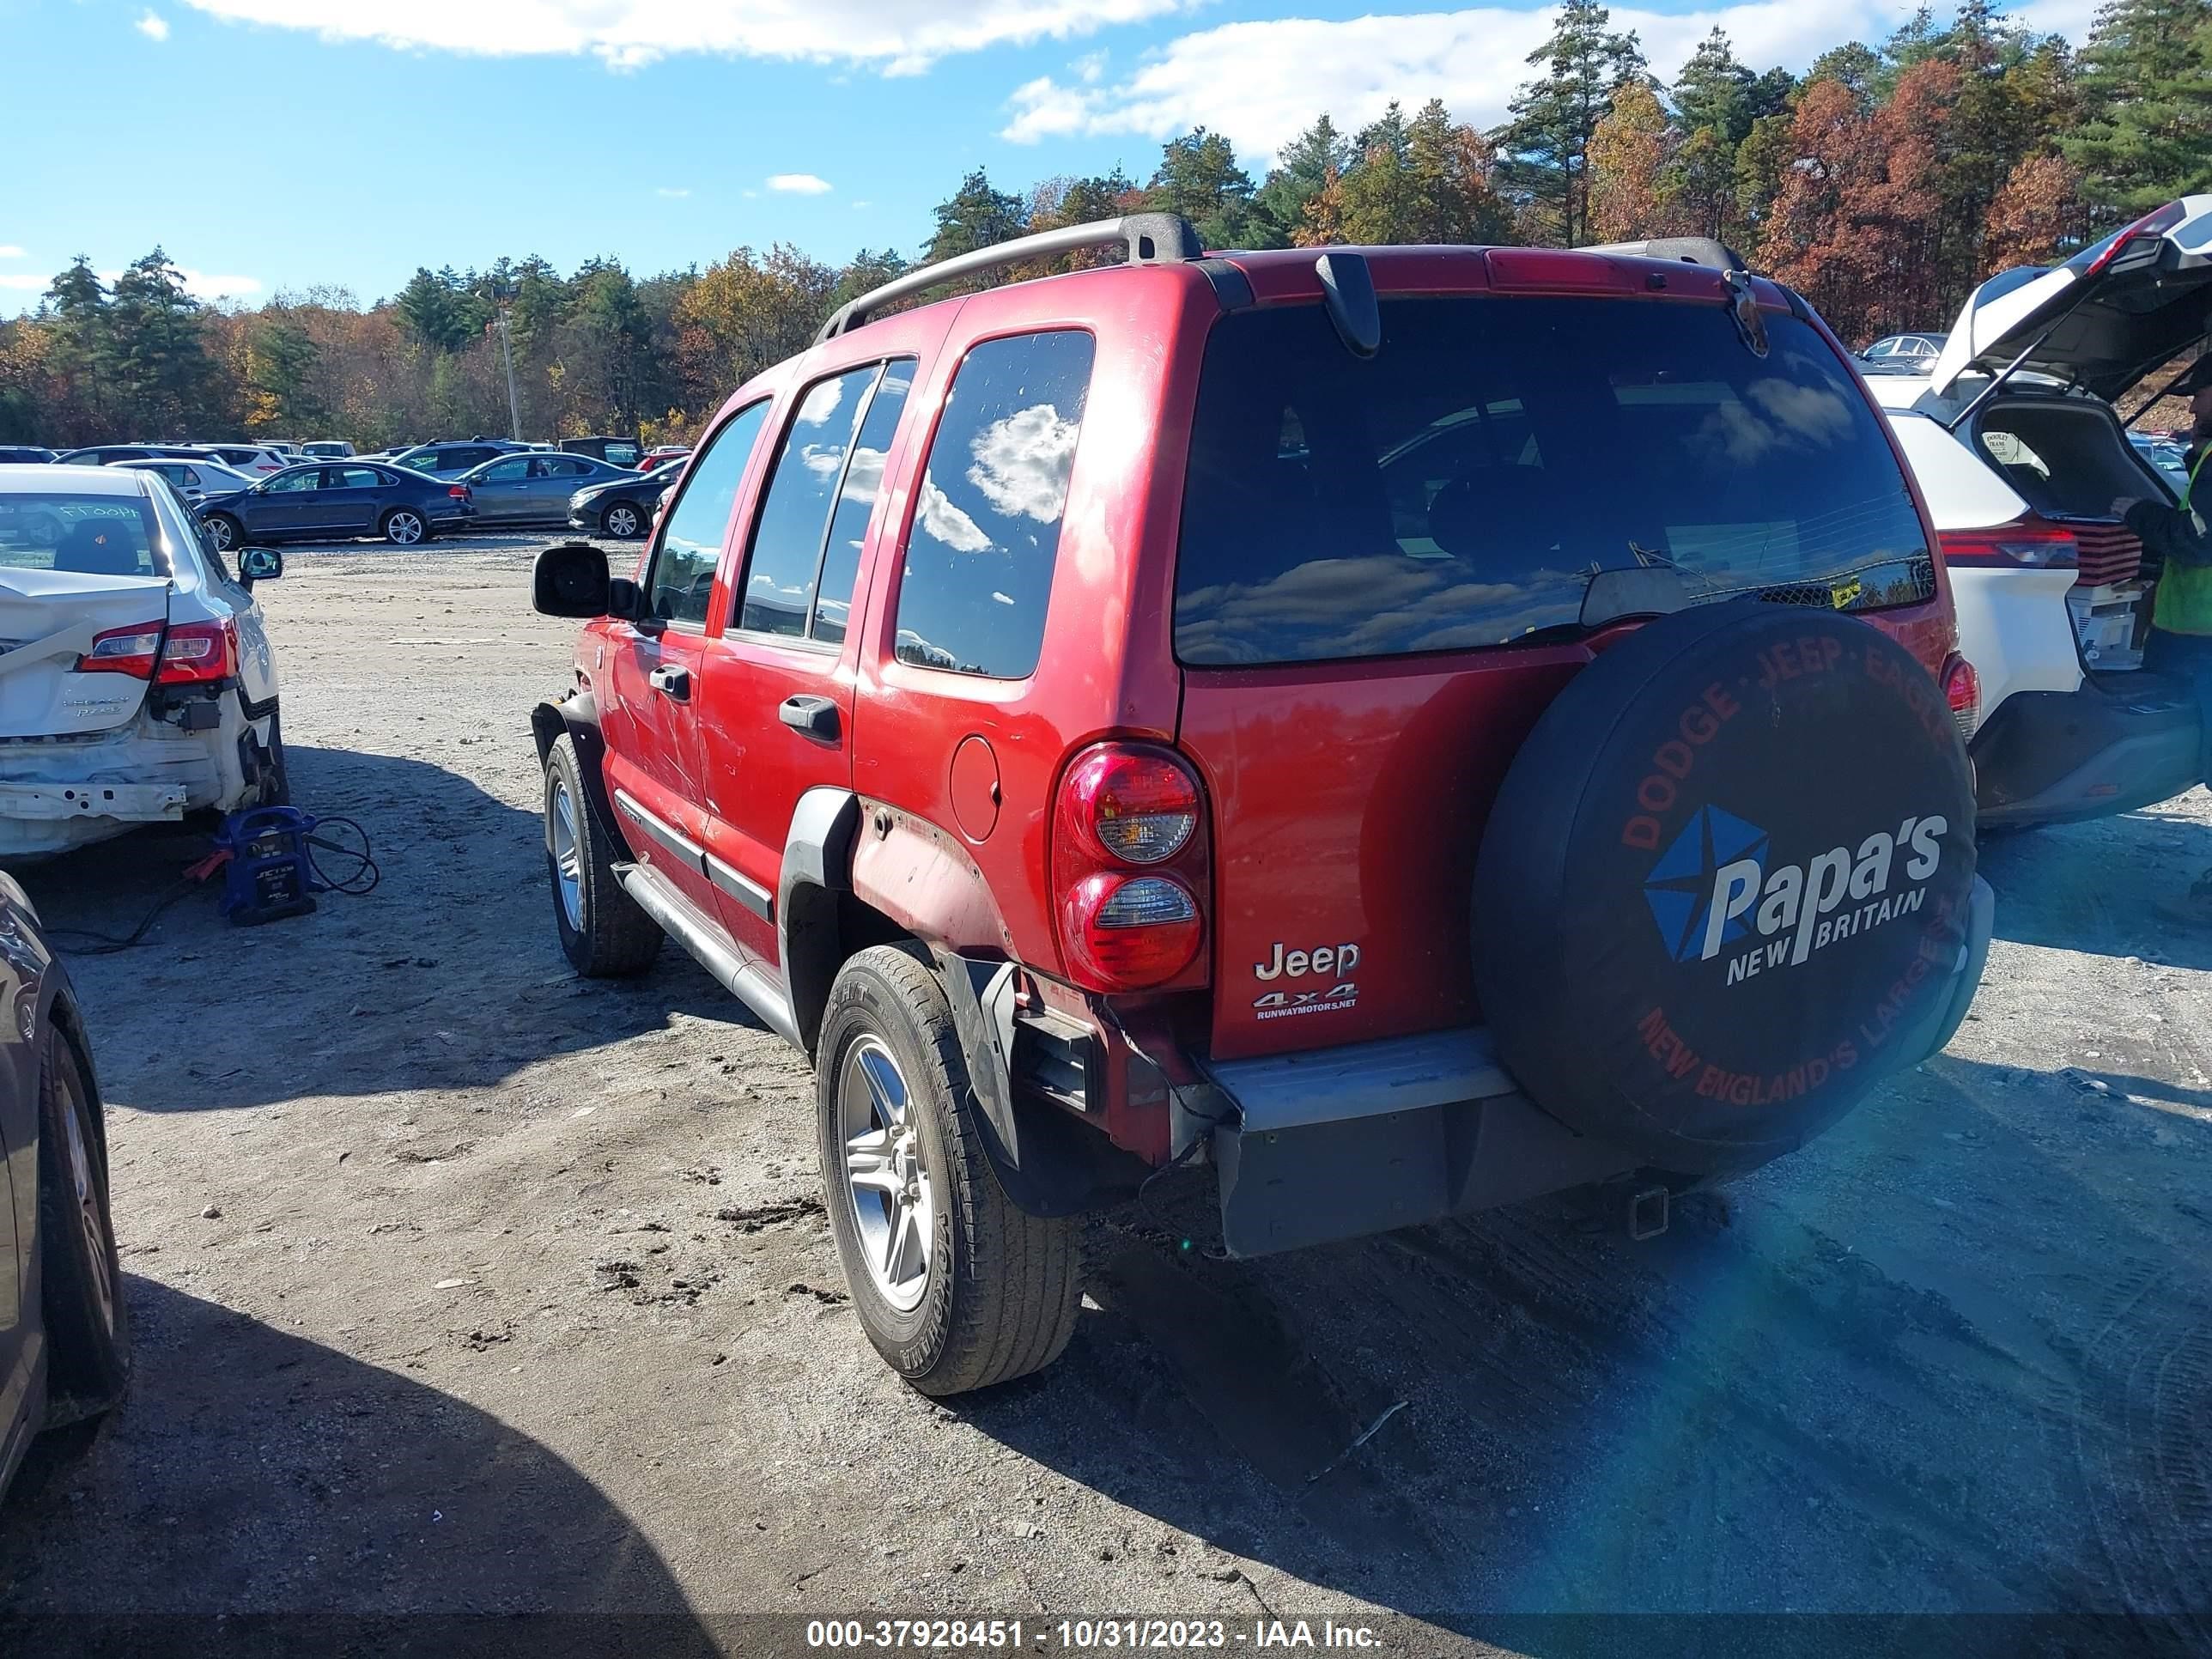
{"left": 1978, "top": 800, "right": 2212, "bottom": 970}
{"left": 12, "top": 744, "right": 744, "bottom": 1112}
{"left": 953, "top": 1054, "right": 2212, "bottom": 1628}
{"left": 0, "top": 1278, "right": 716, "bottom": 1656}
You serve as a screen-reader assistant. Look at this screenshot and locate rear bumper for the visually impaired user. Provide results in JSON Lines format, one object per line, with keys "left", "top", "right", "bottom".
{"left": 1208, "top": 1028, "right": 1640, "bottom": 1257}
{"left": 0, "top": 720, "right": 243, "bottom": 859}
{"left": 1205, "top": 876, "right": 1996, "bottom": 1259}
{"left": 1972, "top": 679, "right": 2203, "bottom": 829}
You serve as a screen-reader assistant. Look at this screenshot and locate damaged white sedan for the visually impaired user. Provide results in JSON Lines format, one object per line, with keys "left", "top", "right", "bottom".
{"left": 0, "top": 464, "right": 285, "bottom": 860}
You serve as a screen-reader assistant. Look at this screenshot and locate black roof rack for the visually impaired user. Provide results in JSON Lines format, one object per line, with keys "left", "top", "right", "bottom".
{"left": 1576, "top": 236, "right": 1747, "bottom": 272}
{"left": 815, "top": 213, "right": 1204, "bottom": 343}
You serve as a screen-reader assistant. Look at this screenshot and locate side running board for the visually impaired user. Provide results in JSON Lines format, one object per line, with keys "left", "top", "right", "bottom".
{"left": 615, "top": 861, "right": 801, "bottom": 1048}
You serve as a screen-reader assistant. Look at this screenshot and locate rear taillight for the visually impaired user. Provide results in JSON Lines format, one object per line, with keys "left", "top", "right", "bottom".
{"left": 2084, "top": 200, "right": 2185, "bottom": 276}
{"left": 1058, "top": 746, "right": 1199, "bottom": 864}
{"left": 155, "top": 619, "right": 237, "bottom": 684}
{"left": 1052, "top": 743, "right": 1208, "bottom": 993}
{"left": 1942, "top": 654, "right": 1981, "bottom": 738}
{"left": 78, "top": 622, "right": 166, "bottom": 678}
{"left": 1938, "top": 517, "right": 2078, "bottom": 569}
{"left": 448, "top": 484, "right": 469, "bottom": 499}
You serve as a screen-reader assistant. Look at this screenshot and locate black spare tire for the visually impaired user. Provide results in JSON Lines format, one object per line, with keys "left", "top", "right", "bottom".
{"left": 1473, "top": 599, "right": 1977, "bottom": 1175}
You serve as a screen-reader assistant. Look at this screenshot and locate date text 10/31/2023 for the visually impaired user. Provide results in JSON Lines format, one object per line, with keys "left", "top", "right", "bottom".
{"left": 805, "top": 1620, "right": 1387, "bottom": 1650}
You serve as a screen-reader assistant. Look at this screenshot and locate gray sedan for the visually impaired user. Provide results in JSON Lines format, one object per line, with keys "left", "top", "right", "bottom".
{"left": 458, "top": 453, "right": 639, "bottom": 524}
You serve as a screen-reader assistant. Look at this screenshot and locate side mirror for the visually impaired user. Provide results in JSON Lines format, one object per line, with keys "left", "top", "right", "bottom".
{"left": 533, "top": 540, "right": 614, "bottom": 618}
{"left": 239, "top": 546, "right": 283, "bottom": 586}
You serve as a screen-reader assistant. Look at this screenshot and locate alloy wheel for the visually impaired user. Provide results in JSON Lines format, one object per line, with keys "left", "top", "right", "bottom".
{"left": 606, "top": 505, "right": 640, "bottom": 538}
{"left": 386, "top": 511, "right": 424, "bottom": 544}
{"left": 837, "top": 1036, "right": 935, "bottom": 1313}
{"left": 549, "top": 774, "right": 584, "bottom": 932}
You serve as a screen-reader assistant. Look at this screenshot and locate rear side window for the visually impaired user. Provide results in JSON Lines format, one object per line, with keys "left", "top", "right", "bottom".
{"left": 1174, "top": 298, "right": 1931, "bottom": 665}
{"left": 813, "top": 362, "right": 914, "bottom": 646}
{"left": 738, "top": 363, "right": 884, "bottom": 638}
{"left": 894, "top": 331, "right": 1094, "bottom": 678}
{"left": 646, "top": 401, "right": 769, "bottom": 627}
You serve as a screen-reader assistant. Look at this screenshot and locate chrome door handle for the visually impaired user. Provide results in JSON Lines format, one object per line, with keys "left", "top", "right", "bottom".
{"left": 647, "top": 665, "right": 690, "bottom": 702}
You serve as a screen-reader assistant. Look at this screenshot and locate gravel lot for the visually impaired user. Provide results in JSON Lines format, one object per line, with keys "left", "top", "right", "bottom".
{"left": 2, "top": 533, "right": 2209, "bottom": 1647}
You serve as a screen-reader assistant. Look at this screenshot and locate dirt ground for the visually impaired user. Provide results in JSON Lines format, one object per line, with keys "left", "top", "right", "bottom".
{"left": 2, "top": 535, "right": 2209, "bottom": 1651}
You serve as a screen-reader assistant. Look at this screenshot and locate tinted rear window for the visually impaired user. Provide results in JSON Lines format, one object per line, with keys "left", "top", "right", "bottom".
{"left": 1174, "top": 297, "right": 1931, "bottom": 666}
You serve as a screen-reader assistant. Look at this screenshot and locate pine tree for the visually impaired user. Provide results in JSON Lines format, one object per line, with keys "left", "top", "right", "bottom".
{"left": 923, "top": 170, "right": 1028, "bottom": 264}
{"left": 2061, "top": 0, "right": 2212, "bottom": 214}
{"left": 1672, "top": 28, "right": 1757, "bottom": 145}
{"left": 1406, "top": 99, "right": 1514, "bottom": 243}
{"left": 1808, "top": 43, "right": 1883, "bottom": 109}
{"left": 1144, "top": 130, "right": 1256, "bottom": 248}
{"left": 1353, "top": 102, "right": 1413, "bottom": 165}
{"left": 1493, "top": 0, "right": 1650, "bottom": 245}
{"left": 39, "top": 258, "right": 112, "bottom": 438}
{"left": 1254, "top": 114, "right": 1350, "bottom": 243}
{"left": 106, "top": 249, "right": 214, "bottom": 437}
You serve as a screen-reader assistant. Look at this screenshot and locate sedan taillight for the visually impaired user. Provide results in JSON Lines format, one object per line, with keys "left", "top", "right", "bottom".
{"left": 155, "top": 619, "right": 238, "bottom": 684}
{"left": 78, "top": 622, "right": 167, "bottom": 678}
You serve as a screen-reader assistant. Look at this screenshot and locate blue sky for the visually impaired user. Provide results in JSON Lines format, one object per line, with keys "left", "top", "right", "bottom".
{"left": 1, "top": 0, "right": 2096, "bottom": 316}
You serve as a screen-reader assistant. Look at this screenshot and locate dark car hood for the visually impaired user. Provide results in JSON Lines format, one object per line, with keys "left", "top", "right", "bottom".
{"left": 1930, "top": 195, "right": 2212, "bottom": 404}
{"left": 194, "top": 488, "right": 253, "bottom": 511}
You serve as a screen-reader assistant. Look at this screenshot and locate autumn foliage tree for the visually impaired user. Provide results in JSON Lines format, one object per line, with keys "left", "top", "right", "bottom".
{"left": 1587, "top": 85, "right": 1673, "bottom": 242}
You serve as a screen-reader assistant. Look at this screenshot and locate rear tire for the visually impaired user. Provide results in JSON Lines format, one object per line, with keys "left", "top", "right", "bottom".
{"left": 544, "top": 732, "right": 662, "bottom": 977}
{"left": 817, "top": 946, "right": 1081, "bottom": 1395}
{"left": 382, "top": 508, "right": 428, "bottom": 545}
{"left": 37, "top": 1027, "right": 130, "bottom": 1420}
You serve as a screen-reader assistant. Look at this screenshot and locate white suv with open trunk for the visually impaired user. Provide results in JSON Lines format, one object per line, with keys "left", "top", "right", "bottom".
{"left": 1869, "top": 197, "right": 2211, "bottom": 828}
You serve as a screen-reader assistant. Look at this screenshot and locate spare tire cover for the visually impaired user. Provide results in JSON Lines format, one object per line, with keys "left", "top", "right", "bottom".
{"left": 1473, "top": 599, "right": 1977, "bottom": 1174}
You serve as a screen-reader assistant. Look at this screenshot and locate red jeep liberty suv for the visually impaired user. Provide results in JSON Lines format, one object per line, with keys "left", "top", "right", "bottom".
{"left": 532, "top": 216, "right": 1996, "bottom": 1395}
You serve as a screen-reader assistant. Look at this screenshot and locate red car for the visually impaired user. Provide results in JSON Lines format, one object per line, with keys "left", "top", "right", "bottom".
{"left": 532, "top": 217, "right": 1994, "bottom": 1394}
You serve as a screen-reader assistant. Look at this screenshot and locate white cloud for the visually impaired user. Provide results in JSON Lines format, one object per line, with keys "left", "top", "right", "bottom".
{"left": 654, "top": 185, "right": 690, "bottom": 198}
{"left": 768, "top": 173, "right": 834, "bottom": 195}
{"left": 136, "top": 9, "right": 171, "bottom": 40}
{"left": 1002, "top": 1, "right": 1938, "bottom": 161}
{"left": 917, "top": 478, "right": 992, "bottom": 553}
{"left": 966, "top": 403, "right": 1079, "bottom": 524}
{"left": 852, "top": 200, "right": 872, "bottom": 210}
{"left": 0, "top": 246, "right": 26, "bottom": 260}
{"left": 177, "top": 0, "right": 1189, "bottom": 73}
{"left": 0, "top": 274, "right": 45, "bottom": 292}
